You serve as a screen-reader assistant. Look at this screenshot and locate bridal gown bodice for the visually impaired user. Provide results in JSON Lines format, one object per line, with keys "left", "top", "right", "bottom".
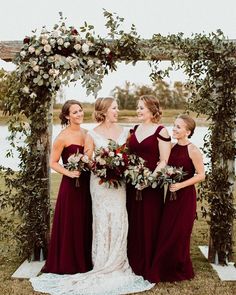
{"left": 30, "top": 127, "right": 154, "bottom": 295}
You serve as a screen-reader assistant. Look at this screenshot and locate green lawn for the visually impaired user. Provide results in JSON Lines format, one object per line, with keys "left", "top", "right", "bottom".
{"left": 0, "top": 173, "right": 235, "bottom": 295}
{"left": 0, "top": 109, "right": 209, "bottom": 126}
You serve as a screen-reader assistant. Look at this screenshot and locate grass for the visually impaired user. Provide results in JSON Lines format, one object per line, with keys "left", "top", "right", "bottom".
{"left": 0, "top": 108, "right": 209, "bottom": 126}
{"left": 0, "top": 173, "right": 235, "bottom": 295}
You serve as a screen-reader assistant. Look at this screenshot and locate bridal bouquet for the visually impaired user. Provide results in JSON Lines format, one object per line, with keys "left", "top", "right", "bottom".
{"left": 156, "top": 165, "right": 187, "bottom": 201}
{"left": 125, "top": 154, "right": 158, "bottom": 200}
{"left": 91, "top": 139, "right": 129, "bottom": 188}
{"left": 65, "top": 150, "right": 90, "bottom": 187}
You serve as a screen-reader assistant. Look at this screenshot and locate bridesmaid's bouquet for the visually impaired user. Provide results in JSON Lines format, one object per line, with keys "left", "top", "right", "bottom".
{"left": 156, "top": 165, "right": 187, "bottom": 201}
{"left": 125, "top": 154, "right": 158, "bottom": 200}
{"left": 65, "top": 150, "right": 90, "bottom": 187}
{"left": 91, "top": 139, "right": 129, "bottom": 188}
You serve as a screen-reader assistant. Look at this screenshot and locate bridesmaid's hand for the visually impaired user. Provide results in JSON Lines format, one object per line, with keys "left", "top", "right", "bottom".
{"left": 169, "top": 183, "right": 182, "bottom": 192}
{"left": 67, "top": 170, "right": 81, "bottom": 178}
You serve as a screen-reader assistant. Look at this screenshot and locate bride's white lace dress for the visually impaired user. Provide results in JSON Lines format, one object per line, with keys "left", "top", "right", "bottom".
{"left": 30, "top": 128, "right": 154, "bottom": 295}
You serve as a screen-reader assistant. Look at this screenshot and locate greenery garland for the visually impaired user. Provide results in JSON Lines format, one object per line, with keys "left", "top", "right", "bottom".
{"left": 0, "top": 11, "right": 235, "bottom": 263}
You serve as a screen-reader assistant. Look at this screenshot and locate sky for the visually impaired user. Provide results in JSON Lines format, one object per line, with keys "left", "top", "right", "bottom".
{"left": 0, "top": 0, "right": 235, "bottom": 102}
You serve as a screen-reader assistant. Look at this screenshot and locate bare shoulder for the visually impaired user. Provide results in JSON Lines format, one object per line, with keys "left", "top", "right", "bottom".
{"left": 188, "top": 143, "right": 202, "bottom": 158}
{"left": 53, "top": 131, "right": 66, "bottom": 147}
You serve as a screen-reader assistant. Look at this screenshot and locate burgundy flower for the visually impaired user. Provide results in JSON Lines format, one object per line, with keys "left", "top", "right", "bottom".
{"left": 71, "top": 28, "right": 78, "bottom": 35}
{"left": 23, "top": 36, "right": 30, "bottom": 44}
{"left": 107, "top": 52, "right": 113, "bottom": 62}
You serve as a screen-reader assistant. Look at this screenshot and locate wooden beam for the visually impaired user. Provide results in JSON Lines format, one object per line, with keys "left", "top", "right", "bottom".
{"left": 0, "top": 39, "right": 236, "bottom": 62}
{"left": 0, "top": 41, "right": 22, "bottom": 62}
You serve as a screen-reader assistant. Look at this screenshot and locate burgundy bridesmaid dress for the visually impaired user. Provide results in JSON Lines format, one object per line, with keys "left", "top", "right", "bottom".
{"left": 43, "top": 144, "right": 93, "bottom": 274}
{"left": 149, "top": 143, "right": 196, "bottom": 282}
{"left": 126, "top": 125, "right": 171, "bottom": 280}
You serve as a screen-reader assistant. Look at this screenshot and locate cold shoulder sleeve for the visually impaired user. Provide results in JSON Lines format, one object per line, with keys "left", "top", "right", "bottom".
{"left": 155, "top": 125, "right": 171, "bottom": 142}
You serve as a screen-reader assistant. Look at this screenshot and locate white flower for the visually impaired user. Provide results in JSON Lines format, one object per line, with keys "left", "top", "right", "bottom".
{"left": 87, "top": 59, "right": 94, "bottom": 67}
{"left": 57, "top": 38, "right": 64, "bottom": 46}
{"left": 28, "top": 46, "right": 35, "bottom": 54}
{"left": 35, "top": 48, "right": 41, "bottom": 56}
{"left": 49, "top": 38, "right": 56, "bottom": 46}
{"left": 75, "top": 35, "right": 82, "bottom": 42}
{"left": 95, "top": 59, "right": 101, "bottom": 65}
{"left": 33, "top": 65, "right": 40, "bottom": 72}
{"left": 22, "top": 86, "right": 29, "bottom": 93}
{"left": 74, "top": 44, "right": 81, "bottom": 51}
{"left": 97, "top": 157, "right": 106, "bottom": 166}
{"left": 30, "top": 92, "right": 37, "bottom": 98}
{"left": 82, "top": 43, "right": 89, "bottom": 53}
{"left": 108, "top": 151, "right": 114, "bottom": 157}
{"left": 51, "top": 30, "right": 59, "bottom": 38}
{"left": 64, "top": 41, "right": 70, "bottom": 48}
{"left": 54, "top": 69, "right": 60, "bottom": 76}
{"left": 41, "top": 38, "right": 48, "bottom": 45}
{"left": 30, "top": 60, "right": 37, "bottom": 67}
{"left": 44, "top": 44, "right": 51, "bottom": 53}
{"left": 60, "top": 26, "right": 67, "bottom": 32}
{"left": 20, "top": 50, "right": 26, "bottom": 58}
{"left": 104, "top": 47, "right": 111, "bottom": 55}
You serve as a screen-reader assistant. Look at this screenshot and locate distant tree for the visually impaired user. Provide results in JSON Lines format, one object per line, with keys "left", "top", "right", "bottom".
{"left": 110, "top": 79, "right": 191, "bottom": 110}
{"left": 112, "top": 81, "right": 137, "bottom": 110}
{"left": 171, "top": 81, "right": 188, "bottom": 108}
{"left": 152, "top": 79, "right": 172, "bottom": 108}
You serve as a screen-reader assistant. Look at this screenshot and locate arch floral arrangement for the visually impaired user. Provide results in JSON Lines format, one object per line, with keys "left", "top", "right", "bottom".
{"left": 0, "top": 10, "right": 235, "bottom": 264}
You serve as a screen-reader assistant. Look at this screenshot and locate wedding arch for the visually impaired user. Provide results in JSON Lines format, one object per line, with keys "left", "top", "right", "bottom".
{"left": 0, "top": 11, "right": 235, "bottom": 264}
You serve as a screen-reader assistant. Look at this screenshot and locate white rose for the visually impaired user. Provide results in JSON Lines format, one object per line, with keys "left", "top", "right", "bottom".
{"left": 49, "top": 39, "right": 56, "bottom": 46}
{"left": 44, "top": 44, "right": 51, "bottom": 53}
{"left": 30, "top": 92, "right": 37, "bottom": 98}
{"left": 22, "top": 86, "right": 29, "bottom": 93}
{"left": 108, "top": 151, "right": 114, "bottom": 157}
{"left": 104, "top": 47, "right": 111, "bottom": 55}
{"left": 41, "top": 38, "right": 48, "bottom": 45}
{"left": 20, "top": 50, "right": 26, "bottom": 58}
{"left": 87, "top": 59, "right": 94, "bottom": 67}
{"left": 51, "top": 30, "right": 59, "bottom": 38}
{"left": 57, "top": 38, "right": 64, "bottom": 46}
{"left": 82, "top": 43, "right": 89, "bottom": 53}
{"left": 64, "top": 41, "right": 70, "bottom": 48}
{"left": 54, "top": 69, "right": 60, "bottom": 76}
{"left": 28, "top": 46, "right": 35, "bottom": 54}
{"left": 75, "top": 35, "right": 82, "bottom": 42}
{"left": 35, "top": 49, "right": 41, "bottom": 56}
{"left": 74, "top": 44, "right": 81, "bottom": 51}
{"left": 49, "top": 69, "right": 55, "bottom": 75}
{"left": 33, "top": 65, "right": 40, "bottom": 72}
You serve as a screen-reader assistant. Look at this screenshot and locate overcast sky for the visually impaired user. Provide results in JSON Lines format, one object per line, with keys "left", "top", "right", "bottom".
{"left": 1, "top": 0, "right": 235, "bottom": 102}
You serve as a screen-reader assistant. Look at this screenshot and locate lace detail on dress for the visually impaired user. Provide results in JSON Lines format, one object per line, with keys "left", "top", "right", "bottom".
{"left": 30, "top": 127, "right": 154, "bottom": 295}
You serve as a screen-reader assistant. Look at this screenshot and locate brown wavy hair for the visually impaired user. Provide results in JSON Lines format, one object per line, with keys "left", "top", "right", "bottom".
{"left": 177, "top": 114, "right": 196, "bottom": 138}
{"left": 93, "top": 97, "right": 115, "bottom": 123}
{"left": 59, "top": 99, "right": 83, "bottom": 126}
{"left": 139, "top": 95, "right": 162, "bottom": 123}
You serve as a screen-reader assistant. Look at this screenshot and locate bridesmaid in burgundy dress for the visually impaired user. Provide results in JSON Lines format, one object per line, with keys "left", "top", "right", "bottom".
{"left": 43, "top": 100, "right": 92, "bottom": 274}
{"left": 126, "top": 95, "right": 171, "bottom": 281}
{"left": 149, "top": 114, "right": 205, "bottom": 282}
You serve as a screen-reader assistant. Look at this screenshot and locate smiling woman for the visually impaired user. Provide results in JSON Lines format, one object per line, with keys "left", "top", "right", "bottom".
{"left": 42, "top": 99, "right": 93, "bottom": 275}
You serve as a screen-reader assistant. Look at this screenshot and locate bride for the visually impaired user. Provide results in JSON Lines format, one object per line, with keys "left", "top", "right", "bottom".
{"left": 30, "top": 97, "right": 154, "bottom": 295}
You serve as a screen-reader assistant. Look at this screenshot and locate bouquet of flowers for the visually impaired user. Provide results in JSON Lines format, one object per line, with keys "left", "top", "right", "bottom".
{"left": 156, "top": 165, "right": 187, "bottom": 201}
{"left": 65, "top": 150, "right": 90, "bottom": 187}
{"left": 124, "top": 154, "right": 158, "bottom": 200}
{"left": 91, "top": 139, "right": 129, "bottom": 188}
